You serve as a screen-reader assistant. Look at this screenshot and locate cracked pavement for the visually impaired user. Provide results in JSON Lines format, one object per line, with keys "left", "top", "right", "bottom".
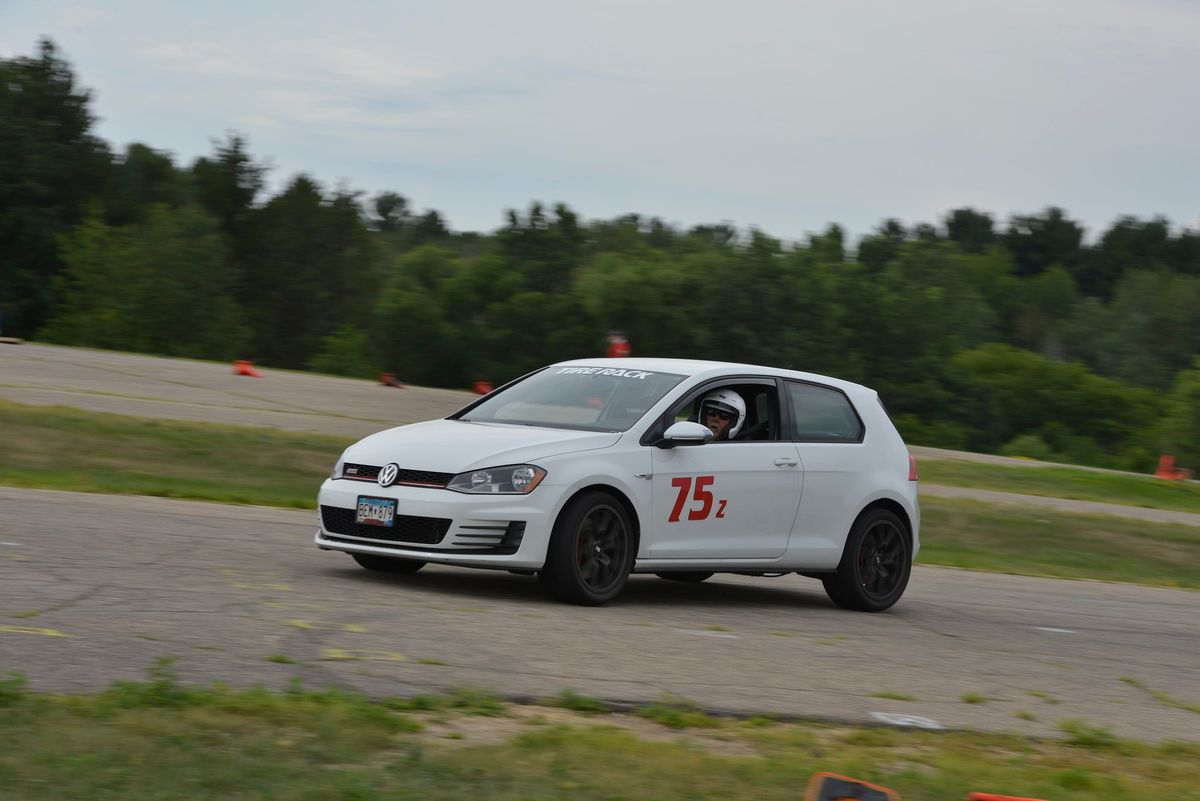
{"left": 2, "top": 486, "right": 1197, "bottom": 743}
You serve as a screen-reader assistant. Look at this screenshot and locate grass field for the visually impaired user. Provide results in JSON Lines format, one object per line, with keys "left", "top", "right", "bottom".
{"left": 919, "top": 498, "right": 1200, "bottom": 588}
{"left": 918, "top": 459, "right": 1200, "bottom": 514}
{"left": 2, "top": 668, "right": 1198, "bottom": 801}
{"left": 4, "top": 400, "right": 1198, "bottom": 588}
{"left": 0, "top": 400, "right": 347, "bottom": 508}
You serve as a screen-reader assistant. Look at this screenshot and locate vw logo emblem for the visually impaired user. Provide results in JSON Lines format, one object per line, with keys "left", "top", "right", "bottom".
{"left": 377, "top": 463, "right": 400, "bottom": 487}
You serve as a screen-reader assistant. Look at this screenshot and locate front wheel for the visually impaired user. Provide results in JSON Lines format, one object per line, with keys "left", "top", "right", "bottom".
{"left": 539, "top": 491, "right": 634, "bottom": 605}
{"left": 822, "top": 508, "right": 911, "bottom": 612}
{"left": 351, "top": 553, "right": 426, "bottom": 574}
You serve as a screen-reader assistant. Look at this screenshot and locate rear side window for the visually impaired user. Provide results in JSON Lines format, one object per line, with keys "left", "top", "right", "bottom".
{"left": 785, "top": 381, "right": 864, "bottom": 442}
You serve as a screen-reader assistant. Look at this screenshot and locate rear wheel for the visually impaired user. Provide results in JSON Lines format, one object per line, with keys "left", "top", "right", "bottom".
{"left": 351, "top": 553, "right": 426, "bottom": 574}
{"left": 540, "top": 491, "right": 634, "bottom": 605}
{"left": 655, "top": 572, "right": 714, "bottom": 583}
{"left": 823, "top": 509, "right": 910, "bottom": 612}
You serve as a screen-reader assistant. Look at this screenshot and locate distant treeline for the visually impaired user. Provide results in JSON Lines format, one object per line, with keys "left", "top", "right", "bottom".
{"left": 3, "top": 39, "right": 1199, "bottom": 471}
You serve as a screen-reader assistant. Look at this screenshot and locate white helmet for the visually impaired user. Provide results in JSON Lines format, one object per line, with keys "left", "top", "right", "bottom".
{"left": 699, "top": 389, "right": 746, "bottom": 439}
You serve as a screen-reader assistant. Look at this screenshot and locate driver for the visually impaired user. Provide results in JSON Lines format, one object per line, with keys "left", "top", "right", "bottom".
{"left": 699, "top": 389, "right": 746, "bottom": 441}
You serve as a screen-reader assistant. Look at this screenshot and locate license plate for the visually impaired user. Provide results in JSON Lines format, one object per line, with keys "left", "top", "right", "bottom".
{"left": 355, "top": 496, "right": 396, "bottom": 527}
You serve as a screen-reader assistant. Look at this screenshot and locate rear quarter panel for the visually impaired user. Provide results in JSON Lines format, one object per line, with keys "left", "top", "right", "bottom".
{"left": 784, "top": 388, "right": 919, "bottom": 570}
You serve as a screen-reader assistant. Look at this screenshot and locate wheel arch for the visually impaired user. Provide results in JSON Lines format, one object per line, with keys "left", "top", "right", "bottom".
{"left": 854, "top": 498, "right": 913, "bottom": 549}
{"left": 555, "top": 483, "right": 642, "bottom": 558}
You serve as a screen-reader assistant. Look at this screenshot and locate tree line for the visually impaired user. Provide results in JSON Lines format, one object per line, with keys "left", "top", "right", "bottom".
{"left": 3, "top": 39, "right": 1199, "bottom": 471}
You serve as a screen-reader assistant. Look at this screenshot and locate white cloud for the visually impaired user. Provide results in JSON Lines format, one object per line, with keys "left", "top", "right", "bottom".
{"left": 140, "top": 41, "right": 269, "bottom": 79}
{"left": 142, "top": 38, "right": 438, "bottom": 90}
{"left": 310, "top": 45, "right": 438, "bottom": 88}
{"left": 58, "top": 5, "right": 107, "bottom": 28}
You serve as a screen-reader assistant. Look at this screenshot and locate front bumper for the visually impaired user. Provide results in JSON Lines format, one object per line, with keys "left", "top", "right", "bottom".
{"left": 314, "top": 478, "right": 554, "bottom": 569}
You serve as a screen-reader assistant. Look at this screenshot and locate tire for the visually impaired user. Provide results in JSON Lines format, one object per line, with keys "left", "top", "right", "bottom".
{"left": 654, "top": 572, "right": 714, "bottom": 583}
{"left": 539, "top": 491, "right": 634, "bottom": 605}
{"left": 822, "top": 508, "right": 911, "bottom": 612}
{"left": 351, "top": 553, "right": 426, "bottom": 574}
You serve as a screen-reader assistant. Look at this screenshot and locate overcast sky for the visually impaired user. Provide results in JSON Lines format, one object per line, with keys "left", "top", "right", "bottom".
{"left": 4, "top": 0, "right": 1199, "bottom": 241}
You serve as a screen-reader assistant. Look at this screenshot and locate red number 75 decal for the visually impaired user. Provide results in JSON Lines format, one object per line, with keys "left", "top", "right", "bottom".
{"left": 668, "top": 475, "right": 727, "bottom": 522}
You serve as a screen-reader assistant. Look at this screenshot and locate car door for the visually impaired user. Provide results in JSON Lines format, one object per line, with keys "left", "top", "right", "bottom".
{"left": 647, "top": 380, "right": 803, "bottom": 560}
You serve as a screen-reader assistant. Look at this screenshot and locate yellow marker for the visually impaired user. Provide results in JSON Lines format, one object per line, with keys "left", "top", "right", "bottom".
{"left": 320, "top": 648, "right": 356, "bottom": 661}
{"left": 0, "top": 624, "right": 66, "bottom": 637}
{"left": 320, "top": 648, "right": 406, "bottom": 662}
{"left": 285, "top": 619, "right": 367, "bottom": 632}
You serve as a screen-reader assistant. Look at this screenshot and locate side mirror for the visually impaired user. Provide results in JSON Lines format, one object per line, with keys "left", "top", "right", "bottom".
{"left": 658, "top": 421, "right": 713, "bottom": 448}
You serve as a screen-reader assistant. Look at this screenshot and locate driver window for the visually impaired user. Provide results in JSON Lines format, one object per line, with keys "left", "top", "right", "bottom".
{"left": 668, "top": 383, "right": 778, "bottom": 442}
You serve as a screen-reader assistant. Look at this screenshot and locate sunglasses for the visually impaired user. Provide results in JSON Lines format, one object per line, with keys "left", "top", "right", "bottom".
{"left": 706, "top": 409, "right": 734, "bottom": 421}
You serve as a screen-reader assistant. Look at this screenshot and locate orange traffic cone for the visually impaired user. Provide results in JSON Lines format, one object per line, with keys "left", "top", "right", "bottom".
{"left": 473, "top": 380, "right": 493, "bottom": 395}
{"left": 1155, "top": 454, "right": 1178, "bottom": 478}
{"left": 1154, "top": 454, "right": 1193, "bottom": 480}
{"left": 233, "top": 360, "right": 262, "bottom": 378}
{"left": 379, "top": 373, "right": 405, "bottom": 388}
{"left": 804, "top": 772, "right": 899, "bottom": 801}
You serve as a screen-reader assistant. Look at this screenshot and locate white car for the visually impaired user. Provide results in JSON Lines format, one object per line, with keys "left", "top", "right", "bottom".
{"left": 315, "top": 358, "right": 919, "bottom": 610}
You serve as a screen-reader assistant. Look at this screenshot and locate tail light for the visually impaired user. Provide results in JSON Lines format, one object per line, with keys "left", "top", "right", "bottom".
{"left": 908, "top": 455, "right": 919, "bottom": 481}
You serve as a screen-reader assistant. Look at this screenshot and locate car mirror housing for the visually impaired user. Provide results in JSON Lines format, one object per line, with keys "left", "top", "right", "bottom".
{"left": 658, "top": 420, "right": 713, "bottom": 448}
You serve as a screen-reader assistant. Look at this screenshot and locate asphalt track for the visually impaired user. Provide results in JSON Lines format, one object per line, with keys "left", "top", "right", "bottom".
{"left": 2, "top": 343, "right": 1198, "bottom": 741}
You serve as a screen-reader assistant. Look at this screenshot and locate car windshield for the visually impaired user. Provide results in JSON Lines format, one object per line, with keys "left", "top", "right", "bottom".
{"left": 454, "top": 366, "right": 687, "bottom": 432}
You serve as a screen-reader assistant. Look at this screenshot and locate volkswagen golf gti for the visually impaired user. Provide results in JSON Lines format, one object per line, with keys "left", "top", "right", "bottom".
{"left": 315, "top": 358, "right": 919, "bottom": 610}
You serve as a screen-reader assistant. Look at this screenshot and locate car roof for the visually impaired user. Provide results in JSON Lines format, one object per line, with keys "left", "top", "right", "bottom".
{"left": 551, "top": 357, "right": 874, "bottom": 396}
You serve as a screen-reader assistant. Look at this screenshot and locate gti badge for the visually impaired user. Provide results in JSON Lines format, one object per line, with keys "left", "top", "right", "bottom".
{"left": 377, "top": 463, "right": 400, "bottom": 487}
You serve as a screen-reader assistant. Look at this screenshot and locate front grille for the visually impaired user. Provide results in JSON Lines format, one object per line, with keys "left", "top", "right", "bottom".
{"left": 340, "top": 463, "right": 454, "bottom": 487}
{"left": 320, "top": 505, "right": 451, "bottom": 544}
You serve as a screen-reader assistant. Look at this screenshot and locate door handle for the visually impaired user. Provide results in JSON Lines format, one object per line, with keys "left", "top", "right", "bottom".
{"left": 773, "top": 457, "right": 798, "bottom": 467}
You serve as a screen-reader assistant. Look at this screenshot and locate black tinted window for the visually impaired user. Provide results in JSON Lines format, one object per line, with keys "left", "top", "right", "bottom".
{"left": 786, "top": 382, "right": 863, "bottom": 442}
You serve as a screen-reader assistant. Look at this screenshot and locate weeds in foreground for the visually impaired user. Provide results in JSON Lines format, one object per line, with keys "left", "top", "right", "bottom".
{"left": 1, "top": 664, "right": 1200, "bottom": 801}
{"left": 637, "top": 695, "right": 718, "bottom": 729}
{"left": 548, "top": 689, "right": 611, "bottom": 714}
{"left": 393, "top": 687, "right": 507, "bottom": 716}
{"left": 1058, "top": 719, "right": 1118, "bottom": 749}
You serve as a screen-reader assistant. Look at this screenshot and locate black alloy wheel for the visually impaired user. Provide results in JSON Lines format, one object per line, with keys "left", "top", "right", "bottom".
{"left": 575, "top": 504, "right": 627, "bottom": 591}
{"left": 540, "top": 491, "right": 634, "bottom": 605}
{"left": 823, "top": 508, "right": 911, "bottom": 612}
{"left": 857, "top": 520, "right": 907, "bottom": 601}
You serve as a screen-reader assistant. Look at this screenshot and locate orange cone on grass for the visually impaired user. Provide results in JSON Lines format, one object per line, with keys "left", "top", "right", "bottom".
{"left": 1155, "top": 454, "right": 1193, "bottom": 480}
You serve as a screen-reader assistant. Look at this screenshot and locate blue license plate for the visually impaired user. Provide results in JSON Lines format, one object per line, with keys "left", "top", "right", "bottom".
{"left": 355, "top": 496, "right": 396, "bottom": 527}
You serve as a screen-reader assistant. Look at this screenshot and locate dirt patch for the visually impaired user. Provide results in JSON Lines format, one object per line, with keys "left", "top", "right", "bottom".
{"left": 415, "top": 705, "right": 764, "bottom": 758}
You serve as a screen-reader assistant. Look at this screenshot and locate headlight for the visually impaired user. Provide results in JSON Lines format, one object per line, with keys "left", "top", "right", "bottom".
{"left": 447, "top": 464, "right": 546, "bottom": 494}
{"left": 330, "top": 450, "right": 347, "bottom": 480}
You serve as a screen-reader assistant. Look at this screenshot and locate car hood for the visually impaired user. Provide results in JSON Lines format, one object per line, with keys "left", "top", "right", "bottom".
{"left": 344, "top": 419, "right": 621, "bottom": 474}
